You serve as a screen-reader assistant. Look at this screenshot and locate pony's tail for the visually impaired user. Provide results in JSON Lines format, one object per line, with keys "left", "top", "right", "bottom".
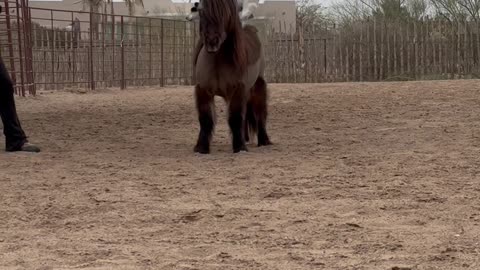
{"left": 245, "top": 76, "right": 267, "bottom": 139}
{"left": 246, "top": 100, "right": 257, "bottom": 138}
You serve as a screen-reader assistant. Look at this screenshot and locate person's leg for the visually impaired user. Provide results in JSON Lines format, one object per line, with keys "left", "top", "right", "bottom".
{"left": 0, "top": 57, "right": 39, "bottom": 152}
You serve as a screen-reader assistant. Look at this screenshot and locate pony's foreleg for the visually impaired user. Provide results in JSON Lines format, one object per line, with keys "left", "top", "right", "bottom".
{"left": 228, "top": 83, "right": 248, "bottom": 153}
{"left": 251, "top": 77, "right": 272, "bottom": 146}
{"left": 194, "top": 85, "right": 215, "bottom": 154}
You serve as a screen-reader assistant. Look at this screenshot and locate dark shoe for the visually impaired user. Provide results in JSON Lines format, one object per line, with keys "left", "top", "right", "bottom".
{"left": 19, "top": 142, "right": 41, "bottom": 153}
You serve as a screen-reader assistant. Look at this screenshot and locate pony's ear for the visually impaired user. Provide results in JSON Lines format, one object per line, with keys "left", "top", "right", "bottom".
{"left": 191, "top": 2, "right": 199, "bottom": 12}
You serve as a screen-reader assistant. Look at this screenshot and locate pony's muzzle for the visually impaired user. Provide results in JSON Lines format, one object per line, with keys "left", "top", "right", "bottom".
{"left": 205, "top": 37, "right": 221, "bottom": 53}
{"left": 206, "top": 45, "right": 220, "bottom": 53}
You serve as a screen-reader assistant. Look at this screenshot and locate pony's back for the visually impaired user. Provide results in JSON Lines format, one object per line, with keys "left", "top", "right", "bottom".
{"left": 242, "top": 25, "right": 262, "bottom": 66}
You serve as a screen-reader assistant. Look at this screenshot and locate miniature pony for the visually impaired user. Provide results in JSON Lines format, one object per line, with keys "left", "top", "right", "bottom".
{"left": 192, "top": 0, "right": 271, "bottom": 154}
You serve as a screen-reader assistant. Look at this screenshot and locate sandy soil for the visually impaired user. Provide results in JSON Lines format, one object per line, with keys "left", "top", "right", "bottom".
{"left": 1, "top": 80, "right": 480, "bottom": 270}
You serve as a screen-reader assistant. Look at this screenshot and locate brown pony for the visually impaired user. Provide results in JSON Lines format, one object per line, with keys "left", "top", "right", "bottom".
{"left": 192, "top": 0, "right": 271, "bottom": 154}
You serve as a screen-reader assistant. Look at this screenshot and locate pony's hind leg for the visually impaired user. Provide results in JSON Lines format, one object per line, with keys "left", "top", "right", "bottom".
{"left": 228, "top": 83, "right": 248, "bottom": 153}
{"left": 194, "top": 85, "right": 215, "bottom": 154}
{"left": 251, "top": 77, "right": 272, "bottom": 146}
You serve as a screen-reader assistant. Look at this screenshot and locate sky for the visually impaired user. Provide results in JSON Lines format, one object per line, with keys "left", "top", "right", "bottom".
{"left": 316, "top": 0, "right": 335, "bottom": 7}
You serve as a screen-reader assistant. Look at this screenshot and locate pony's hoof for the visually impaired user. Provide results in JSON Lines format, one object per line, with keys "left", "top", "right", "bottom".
{"left": 258, "top": 139, "right": 272, "bottom": 147}
{"left": 194, "top": 144, "right": 210, "bottom": 154}
{"left": 233, "top": 145, "right": 248, "bottom": 153}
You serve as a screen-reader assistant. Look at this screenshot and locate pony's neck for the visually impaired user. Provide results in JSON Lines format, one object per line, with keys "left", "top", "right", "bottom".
{"left": 222, "top": 31, "right": 239, "bottom": 53}
{"left": 217, "top": 28, "right": 246, "bottom": 72}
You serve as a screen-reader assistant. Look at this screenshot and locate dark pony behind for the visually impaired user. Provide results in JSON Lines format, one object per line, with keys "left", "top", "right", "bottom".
{"left": 192, "top": 0, "right": 271, "bottom": 154}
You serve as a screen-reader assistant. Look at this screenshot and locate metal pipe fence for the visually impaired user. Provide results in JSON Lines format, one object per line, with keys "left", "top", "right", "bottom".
{"left": 1, "top": 1, "right": 196, "bottom": 95}
{"left": 3, "top": 2, "right": 480, "bottom": 96}
{"left": 28, "top": 7, "right": 195, "bottom": 91}
{"left": 0, "top": 0, "right": 34, "bottom": 96}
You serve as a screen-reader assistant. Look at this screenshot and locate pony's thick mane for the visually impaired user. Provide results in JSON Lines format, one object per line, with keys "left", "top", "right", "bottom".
{"left": 200, "top": 0, "right": 247, "bottom": 73}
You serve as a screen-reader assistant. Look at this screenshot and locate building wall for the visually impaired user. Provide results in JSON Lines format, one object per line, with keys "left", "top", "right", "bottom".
{"left": 255, "top": 1, "right": 296, "bottom": 33}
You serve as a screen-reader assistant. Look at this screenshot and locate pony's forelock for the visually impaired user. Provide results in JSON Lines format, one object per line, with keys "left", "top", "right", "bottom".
{"left": 199, "top": 0, "right": 247, "bottom": 72}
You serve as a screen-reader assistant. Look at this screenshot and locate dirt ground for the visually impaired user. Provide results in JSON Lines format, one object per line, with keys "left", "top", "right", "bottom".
{"left": 1, "top": 80, "right": 480, "bottom": 270}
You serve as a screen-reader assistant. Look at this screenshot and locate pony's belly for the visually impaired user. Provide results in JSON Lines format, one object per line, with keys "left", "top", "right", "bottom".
{"left": 196, "top": 49, "right": 236, "bottom": 97}
{"left": 195, "top": 47, "right": 263, "bottom": 97}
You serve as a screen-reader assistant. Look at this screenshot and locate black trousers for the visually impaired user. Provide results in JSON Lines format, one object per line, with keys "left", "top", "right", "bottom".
{"left": 0, "top": 56, "right": 27, "bottom": 151}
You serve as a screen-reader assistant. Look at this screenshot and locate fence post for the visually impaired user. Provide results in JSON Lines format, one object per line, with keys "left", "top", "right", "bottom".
{"left": 359, "top": 21, "right": 363, "bottom": 81}
{"left": 89, "top": 11, "right": 95, "bottom": 90}
{"left": 149, "top": 18, "right": 152, "bottom": 83}
{"left": 183, "top": 21, "right": 187, "bottom": 85}
{"left": 26, "top": 4, "right": 35, "bottom": 95}
{"left": 331, "top": 23, "right": 336, "bottom": 81}
{"left": 373, "top": 19, "right": 378, "bottom": 81}
{"left": 50, "top": 10, "right": 55, "bottom": 91}
{"left": 191, "top": 21, "right": 197, "bottom": 84}
{"left": 18, "top": 0, "right": 32, "bottom": 94}
{"left": 135, "top": 17, "right": 139, "bottom": 86}
{"left": 476, "top": 20, "right": 480, "bottom": 74}
{"left": 323, "top": 38, "right": 327, "bottom": 76}
{"left": 271, "top": 25, "right": 278, "bottom": 82}
{"left": 111, "top": 14, "right": 115, "bottom": 87}
{"left": 160, "top": 19, "right": 164, "bottom": 87}
{"left": 172, "top": 20, "right": 176, "bottom": 83}
{"left": 102, "top": 10, "right": 106, "bottom": 86}
{"left": 15, "top": 0, "right": 25, "bottom": 95}
{"left": 120, "top": 16, "right": 125, "bottom": 89}
{"left": 3, "top": 0, "right": 18, "bottom": 94}
{"left": 414, "top": 20, "right": 418, "bottom": 80}
{"left": 72, "top": 12, "right": 78, "bottom": 88}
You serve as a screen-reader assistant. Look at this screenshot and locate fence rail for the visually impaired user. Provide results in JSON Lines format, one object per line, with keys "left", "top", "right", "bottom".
{"left": 265, "top": 19, "right": 480, "bottom": 83}
{"left": 2, "top": 1, "right": 480, "bottom": 96}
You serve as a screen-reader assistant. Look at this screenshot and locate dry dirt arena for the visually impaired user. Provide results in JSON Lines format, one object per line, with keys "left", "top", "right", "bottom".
{"left": 1, "top": 80, "right": 480, "bottom": 270}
